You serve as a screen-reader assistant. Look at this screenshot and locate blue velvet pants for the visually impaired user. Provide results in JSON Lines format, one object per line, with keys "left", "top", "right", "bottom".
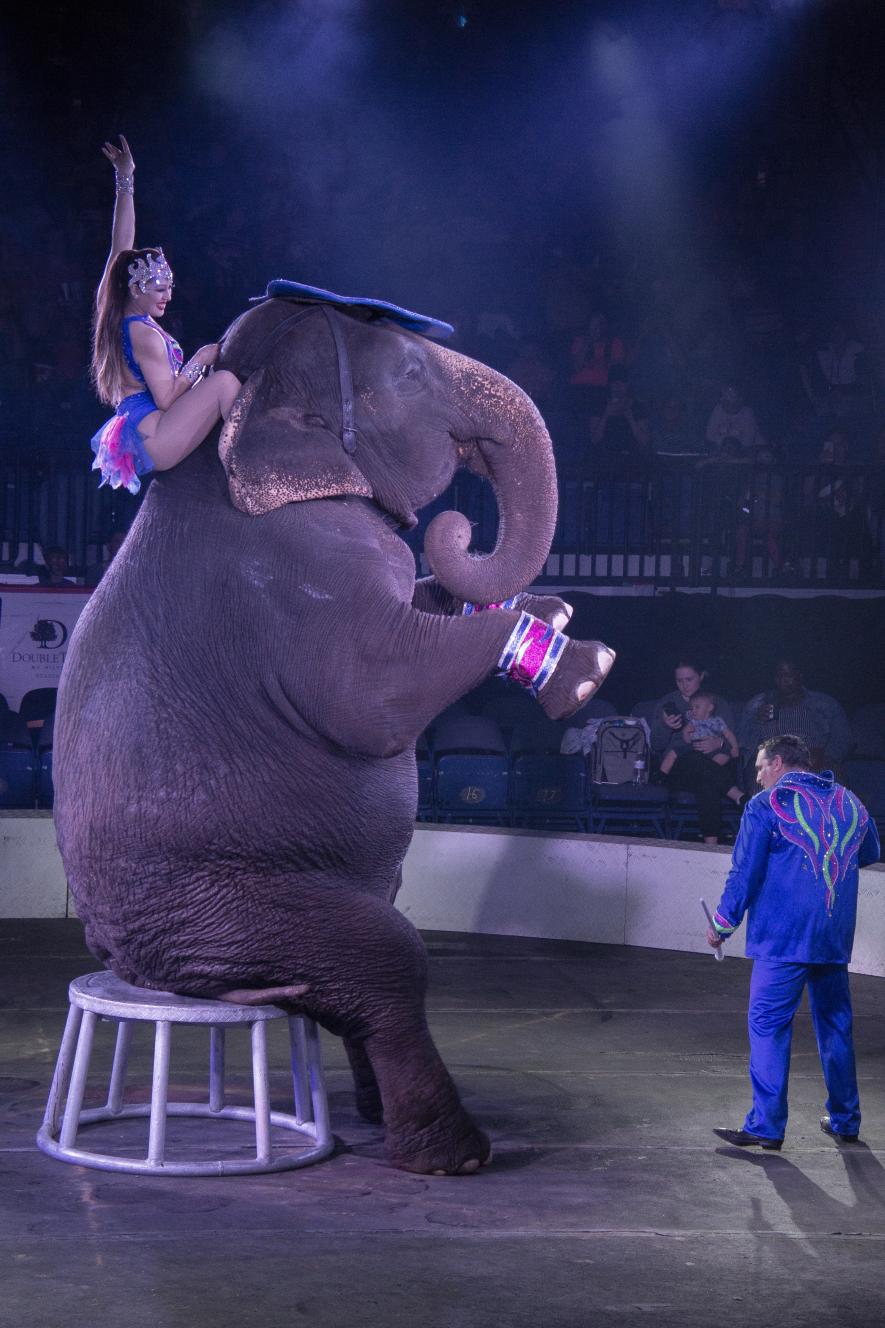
{"left": 743, "top": 959, "right": 860, "bottom": 1141}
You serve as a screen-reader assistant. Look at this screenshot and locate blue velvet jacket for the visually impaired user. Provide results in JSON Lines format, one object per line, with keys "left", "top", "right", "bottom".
{"left": 713, "top": 771, "right": 880, "bottom": 964}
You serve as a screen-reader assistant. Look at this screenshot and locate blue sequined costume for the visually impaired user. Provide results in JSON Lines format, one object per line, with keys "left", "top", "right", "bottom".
{"left": 90, "top": 316, "right": 183, "bottom": 494}
{"left": 712, "top": 770, "right": 880, "bottom": 1141}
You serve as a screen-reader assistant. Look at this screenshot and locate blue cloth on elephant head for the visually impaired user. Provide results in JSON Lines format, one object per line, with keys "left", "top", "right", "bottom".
{"left": 257, "top": 280, "right": 454, "bottom": 340}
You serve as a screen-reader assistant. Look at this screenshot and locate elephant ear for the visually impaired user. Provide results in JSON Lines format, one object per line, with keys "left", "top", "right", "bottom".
{"left": 218, "top": 326, "right": 372, "bottom": 518}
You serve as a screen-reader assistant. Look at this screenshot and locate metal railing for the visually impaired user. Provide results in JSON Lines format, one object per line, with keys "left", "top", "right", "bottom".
{"left": 2, "top": 445, "right": 883, "bottom": 593}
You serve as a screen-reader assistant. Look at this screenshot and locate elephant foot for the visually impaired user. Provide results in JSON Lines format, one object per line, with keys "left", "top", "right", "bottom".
{"left": 215, "top": 981, "right": 310, "bottom": 1006}
{"left": 384, "top": 1105, "right": 491, "bottom": 1175}
{"left": 538, "top": 638, "right": 616, "bottom": 721}
{"left": 516, "top": 593, "right": 573, "bottom": 634}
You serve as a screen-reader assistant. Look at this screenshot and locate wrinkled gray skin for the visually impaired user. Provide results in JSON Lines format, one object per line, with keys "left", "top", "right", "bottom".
{"left": 55, "top": 298, "right": 615, "bottom": 1174}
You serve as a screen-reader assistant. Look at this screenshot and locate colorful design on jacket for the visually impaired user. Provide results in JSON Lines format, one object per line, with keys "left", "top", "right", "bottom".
{"left": 769, "top": 777, "right": 868, "bottom": 915}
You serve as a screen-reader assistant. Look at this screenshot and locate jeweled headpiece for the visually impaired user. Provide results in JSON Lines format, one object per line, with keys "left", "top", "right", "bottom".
{"left": 128, "top": 249, "right": 174, "bottom": 294}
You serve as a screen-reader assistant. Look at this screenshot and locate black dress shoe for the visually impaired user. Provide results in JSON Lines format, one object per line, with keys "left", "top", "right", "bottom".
{"left": 714, "top": 1127, "right": 782, "bottom": 1151}
{"left": 820, "top": 1115, "right": 859, "bottom": 1143}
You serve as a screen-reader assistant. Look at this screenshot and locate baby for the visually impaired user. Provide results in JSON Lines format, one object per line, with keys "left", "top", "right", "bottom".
{"left": 659, "top": 693, "right": 744, "bottom": 804}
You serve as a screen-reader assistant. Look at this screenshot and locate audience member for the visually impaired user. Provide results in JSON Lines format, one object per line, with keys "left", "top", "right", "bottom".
{"left": 705, "top": 380, "right": 766, "bottom": 454}
{"left": 651, "top": 660, "right": 738, "bottom": 844}
{"left": 589, "top": 371, "right": 651, "bottom": 463}
{"left": 570, "top": 311, "right": 626, "bottom": 419}
{"left": 738, "top": 659, "right": 853, "bottom": 779}
{"left": 15, "top": 545, "right": 77, "bottom": 586}
{"left": 658, "top": 692, "right": 744, "bottom": 813}
{"left": 817, "top": 320, "right": 863, "bottom": 394}
{"left": 651, "top": 395, "right": 704, "bottom": 455}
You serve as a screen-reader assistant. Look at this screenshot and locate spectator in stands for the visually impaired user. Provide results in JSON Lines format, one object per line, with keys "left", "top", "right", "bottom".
{"left": 738, "top": 659, "right": 853, "bottom": 779}
{"left": 39, "top": 546, "right": 77, "bottom": 587}
{"left": 658, "top": 691, "right": 745, "bottom": 807}
{"left": 733, "top": 442, "right": 783, "bottom": 576}
{"left": 812, "top": 432, "right": 873, "bottom": 575}
{"left": 15, "top": 545, "right": 77, "bottom": 586}
{"left": 652, "top": 659, "right": 738, "bottom": 844}
{"left": 651, "top": 395, "right": 704, "bottom": 455}
{"left": 570, "top": 311, "right": 626, "bottom": 420}
{"left": 817, "top": 320, "right": 863, "bottom": 396}
{"left": 589, "top": 370, "right": 651, "bottom": 462}
{"left": 705, "top": 380, "right": 765, "bottom": 454}
{"left": 84, "top": 529, "right": 127, "bottom": 588}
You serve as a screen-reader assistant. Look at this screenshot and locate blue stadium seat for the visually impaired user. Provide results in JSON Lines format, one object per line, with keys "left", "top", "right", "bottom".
{"left": 0, "top": 749, "right": 37, "bottom": 809}
{"left": 590, "top": 782, "right": 669, "bottom": 838}
{"left": 510, "top": 715, "right": 567, "bottom": 756}
{"left": 511, "top": 754, "right": 587, "bottom": 831}
{"left": 435, "top": 754, "right": 510, "bottom": 824}
{"left": 432, "top": 713, "right": 508, "bottom": 756}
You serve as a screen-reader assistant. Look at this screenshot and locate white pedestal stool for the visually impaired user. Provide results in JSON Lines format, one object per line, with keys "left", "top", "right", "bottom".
{"left": 37, "top": 972, "right": 334, "bottom": 1176}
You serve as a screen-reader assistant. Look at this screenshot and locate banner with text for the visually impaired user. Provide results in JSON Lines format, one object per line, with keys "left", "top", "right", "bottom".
{"left": 0, "top": 588, "right": 92, "bottom": 711}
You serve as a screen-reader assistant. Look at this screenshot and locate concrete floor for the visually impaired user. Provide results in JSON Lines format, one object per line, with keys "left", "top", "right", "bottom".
{"left": 2, "top": 920, "right": 885, "bottom": 1328}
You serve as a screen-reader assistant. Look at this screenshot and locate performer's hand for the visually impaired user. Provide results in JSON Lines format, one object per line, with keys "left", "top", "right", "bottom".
{"left": 193, "top": 344, "right": 220, "bottom": 370}
{"left": 707, "top": 927, "right": 724, "bottom": 949}
{"left": 102, "top": 134, "right": 135, "bottom": 177}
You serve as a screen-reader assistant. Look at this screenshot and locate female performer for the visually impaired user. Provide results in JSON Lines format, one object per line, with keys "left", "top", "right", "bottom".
{"left": 90, "top": 136, "right": 241, "bottom": 493}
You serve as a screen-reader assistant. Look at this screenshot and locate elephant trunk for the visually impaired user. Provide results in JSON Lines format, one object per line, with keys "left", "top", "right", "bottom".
{"left": 423, "top": 348, "right": 558, "bottom": 606}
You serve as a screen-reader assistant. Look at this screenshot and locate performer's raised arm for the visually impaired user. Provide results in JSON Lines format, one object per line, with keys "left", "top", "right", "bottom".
{"left": 89, "top": 136, "right": 241, "bottom": 494}
{"left": 97, "top": 135, "right": 136, "bottom": 307}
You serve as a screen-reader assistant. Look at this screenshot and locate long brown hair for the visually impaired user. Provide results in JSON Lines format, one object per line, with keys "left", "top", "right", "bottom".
{"left": 91, "top": 247, "right": 163, "bottom": 407}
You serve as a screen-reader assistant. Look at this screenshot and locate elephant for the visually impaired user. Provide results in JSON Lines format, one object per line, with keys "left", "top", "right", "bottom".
{"left": 54, "top": 282, "right": 615, "bottom": 1175}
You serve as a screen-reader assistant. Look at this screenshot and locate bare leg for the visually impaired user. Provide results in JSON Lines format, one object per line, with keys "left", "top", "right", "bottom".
{"left": 659, "top": 750, "right": 677, "bottom": 776}
{"left": 140, "top": 370, "right": 241, "bottom": 471}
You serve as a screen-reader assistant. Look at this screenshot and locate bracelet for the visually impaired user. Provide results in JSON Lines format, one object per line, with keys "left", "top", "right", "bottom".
{"left": 114, "top": 173, "right": 134, "bottom": 196}
{"left": 180, "top": 361, "right": 206, "bottom": 386}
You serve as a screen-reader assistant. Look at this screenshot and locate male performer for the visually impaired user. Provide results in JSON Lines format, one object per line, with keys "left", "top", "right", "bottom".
{"left": 707, "top": 734, "right": 880, "bottom": 1150}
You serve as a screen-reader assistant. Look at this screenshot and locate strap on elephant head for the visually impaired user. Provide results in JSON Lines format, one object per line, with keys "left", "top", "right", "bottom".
{"left": 251, "top": 303, "right": 358, "bottom": 456}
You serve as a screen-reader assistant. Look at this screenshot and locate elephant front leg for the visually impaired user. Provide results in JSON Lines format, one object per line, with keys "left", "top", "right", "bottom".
{"left": 295, "top": 888, "right": 489, "bottom": 1174}
{"left": 344, "top": 1036, "right": 384, "bottom": 1124}
{"left": 365, "top": 1021, "right": 490, "bottom": 1175}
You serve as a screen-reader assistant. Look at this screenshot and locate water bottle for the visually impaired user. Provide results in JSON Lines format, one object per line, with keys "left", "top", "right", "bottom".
{"left": 633, "top": 759, "right": 646, "bottom": 785}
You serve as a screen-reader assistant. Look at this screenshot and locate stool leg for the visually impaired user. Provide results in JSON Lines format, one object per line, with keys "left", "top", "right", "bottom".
{"left": 251, "top": 1021, "right": 272, "bottom": 1165}
{"left": 209, "top": 1027, "right": 226, "bottom": 1113}
{"left": 107, "top": 1020, "right": 134, "bottom": 1114}
{"left": 43, "top": 1003, "right": 83, "bottom": 1135}
{"left": 147, "top": 1021, "right": 171, "bottom": 1166}
{"left": 59, "top": 1010, "right": 98, "bottom": 1149}
{"left": 288, "top": 1017, "right": 311, "bottom": 1124}
{"left": 304, "top": 1019, "right": 332, "bottom": 1145}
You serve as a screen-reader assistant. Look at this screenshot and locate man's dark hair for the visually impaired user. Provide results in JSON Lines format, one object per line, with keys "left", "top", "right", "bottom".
{"left": 758, "top": 735, "right": 812, "bottom": 769}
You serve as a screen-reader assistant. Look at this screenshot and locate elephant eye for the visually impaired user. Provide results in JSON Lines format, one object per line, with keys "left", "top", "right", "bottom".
{"left": 396, "top": 354, "right": 427, "bottom": 394}
{"left": 304, "top": 413, "right": 328, "bottom": 429}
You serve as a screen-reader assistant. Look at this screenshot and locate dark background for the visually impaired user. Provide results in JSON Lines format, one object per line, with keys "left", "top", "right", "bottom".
{"left": 2, "top": 0, "right": 884, "bottom": 710}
